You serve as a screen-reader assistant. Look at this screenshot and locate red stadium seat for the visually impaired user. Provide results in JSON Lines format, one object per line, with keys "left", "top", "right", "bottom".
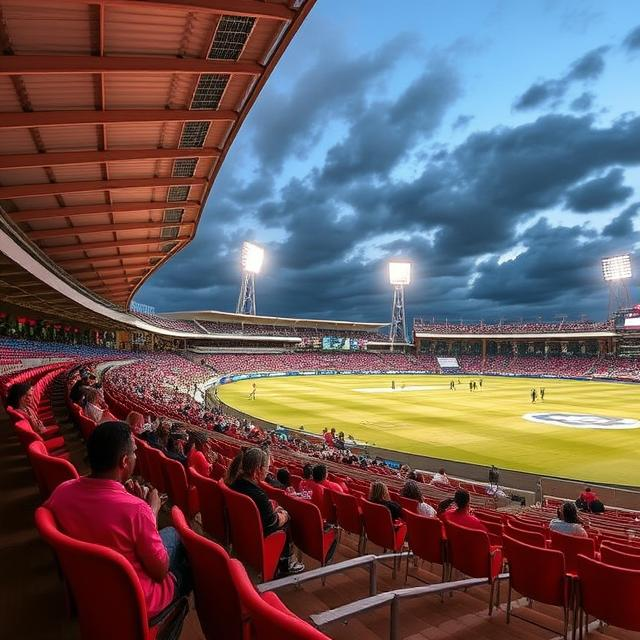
{"left": 171, "top": 506, "right": 243, "bottom": 640}
{"left": 144, "top": 446, "right": 168, "bottom": 494}
{"left": 330, "top": 489, "right": 364, "bottom": 554}
{"left": 403, "top": 509, "right": 447, "bottom": 583}
{"left": 445, "top": 520, "right": 503, "bottom": 615}
{"left": 189, "top": 468, "right": 227, "bottom": 545}
{"left": 599, "top": 545, "right": 640, "bottom": 570}
{"left": 229, "top": 558, "right": 332, "bottom": 640}
{"left": 576, "top": 554, "right": 640, "bottom": 634}
{"left": 280, "top": 493, "right": 337, "bottom": 567}
{"left": 360, "top": 498, "right": 407, "bottom": 577}
{"left": 34, "top": 506, "right": 188, "bottom": 640}
{"left": 27, "top": 441, "right": 79, "bottom": 500}
{"left": 503, "top": 535, "right": 569, "bottom": 638}
{"left": 162, "top": 456, "right": 198, "bottom": 518}
{"left": 504, "top": 522, "right": 547, "bottom": 548}
{"left": 220, "top": 481, "right": 286, "bottom": 582}
{"left": 13, "top": 419, "right": 67, "bottom": 457}
{"left": 549, "top": 530, "right": 595, "bottom": 576}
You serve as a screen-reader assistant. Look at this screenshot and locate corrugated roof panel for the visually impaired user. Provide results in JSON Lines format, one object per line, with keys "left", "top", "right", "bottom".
{"left": 194, "top": 158, "right": 215, "bottom": 178}
{"left": 107, "top": 160, "right": 169, "bottom": 181}
{"left": 109, "top": 187, "right": 167, "bottom": 203}
{"left": 105, "top": 74, "right": 178, "bottom": 110}
{"left": 0, "top": 76, "right": 24, "bottom": 112}
{"left": 113, "top": 211, "right": 156, "bottom": 225}
{"left": 52, "top": 164, "right": 104, "bottom": 183}
{"left": 59, "top": 192, "right": 109, "bottom": 207}
{"left": 241, "top": 19, "right": 283, "bottom": 62}
{"left": 105, "top": 6, "right": 214, "bottom": 58}
{"left": 24, "top": 217, "right": 76, "bottom": 232}
{"left": 38, "top": 125, "right": 100, "bottom": 151}
{"left": 0, "top": 167, "right": 49, "bottom": 186}
{"left": 0, "top": 129, "right": 38, "bottom": 155}
{"left": 106, "top": 123, "right": 166, "bottom": 149}
{"left": 2, "top": 2, "right": 93, "bottom": 55}
{"left": 21, "top": 74, "right": 96, "bottom": 111}
{"left": 11, "top": 196, "right": 60, "bottom": 211}
{"left": 218, "top": 74, "right": 251, "bottom": 111}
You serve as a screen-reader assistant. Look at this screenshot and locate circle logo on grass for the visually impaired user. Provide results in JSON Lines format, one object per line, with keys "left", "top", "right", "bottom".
{"left": 523, "top": 412, "right": 640, "bottom": 430}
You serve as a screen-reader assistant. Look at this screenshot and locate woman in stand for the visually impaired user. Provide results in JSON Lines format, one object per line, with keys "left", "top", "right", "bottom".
{"left": 401, "top": 480, "right": 437, "bottom": 517}
{"left": 226, "top": 447, "right": 304, "bottom": 575}
{"left": 6, "top": 383, "right": 50, "bottom": 434}
{"left": 368, "top": 481, "right": 403, "bottom": 521}
{"left": 549, "top": 502, "right": 588, "bottom": 538}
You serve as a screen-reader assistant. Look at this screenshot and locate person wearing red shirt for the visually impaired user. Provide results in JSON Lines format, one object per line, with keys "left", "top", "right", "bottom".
{"left": 45, "top": 421, "right": 192, "bottom": 617}
{"left": 578, "top": 487, "right": 598, "bottom": 509}
{"left": 440, "top": 490, "right": 487, "bottom": 532}
{"left": 185, "top": 432, "right": 214, "bottom": 477}
{"left": 313, "top": 463, "right": 346, "bottom": 494}
{"left": 298, "top": 463, "right": 314, "bottom": 495}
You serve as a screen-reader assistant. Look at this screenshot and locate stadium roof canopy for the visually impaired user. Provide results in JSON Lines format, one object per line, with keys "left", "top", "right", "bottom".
{"left": 161, "top": 309, "right": 389, "bottom": 330}
{"left": 0, "top": 0, "right": 315, "bottom": 313}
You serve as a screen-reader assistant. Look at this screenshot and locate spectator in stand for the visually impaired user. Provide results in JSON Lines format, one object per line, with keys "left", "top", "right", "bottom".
{"left": 276, "top": 468, "right": 294, "bottom": 493}
{"left": 323, "top": 427, "right": 334, "bottom": 447}
{"left": 312, "top": 463, "right": 346, "bottom": 494}
{"left": 227, "top": 447, "right": 304, "bottom": 575}
{"left": 439, "top": 490, "right": 487, "bottom": 532}
{"left": 185, "top": 432, "right": 213, "bottom": 478}
{"left": 549, "top": 502, "right": 588, "bottom": 538}
{"left": 165, "top": 433, "right": 187, "bottom": 465}
{"left": 126, "top": 411, "right": 145, "bottom": 435}
{"left": 44, "top": 421, "right": 192, "bottom": 617}
{"left": 69, "top": 371, "right": 91, "bottom": 405}
{"left": 589, "top": 499, "right": 605, "bottom": 514}
{"left": 368, "top": 481, "right": 402, "bottom": 520}
{"left": 83, "top": 387, "right": 106, "bottom": 424}
{"left": 298, "top": 463, "right": 314, "bottom": 495}
{"left": 577, "top": 486, "right": 598, "bottom": 511}
{"left": 6, "top": 382, "right": 49, "bottom": 434}
{"left": 401, "top": 480, "right": 437, "bottom": 517}
{"left": 431, "top": 467, "right": 451, "bottom": 486}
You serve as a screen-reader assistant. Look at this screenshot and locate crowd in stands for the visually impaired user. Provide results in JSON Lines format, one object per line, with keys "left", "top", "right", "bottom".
{"left": 414, "top": 319, "right": 614, "bottom": 334}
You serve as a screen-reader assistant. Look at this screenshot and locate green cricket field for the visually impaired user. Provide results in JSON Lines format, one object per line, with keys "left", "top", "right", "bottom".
{"left": 216, "top": 374, "right": 640, "bottom": 486}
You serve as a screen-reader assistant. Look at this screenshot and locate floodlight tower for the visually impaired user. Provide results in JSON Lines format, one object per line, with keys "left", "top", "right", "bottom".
{"left": 236, "top": 241, "right": 264, "bottom": 315}
{"left": 602, "top": 254, "right": 632, "bottom": 317}
{"left": 388, "top": 262, "right": 411, "bottom": 349}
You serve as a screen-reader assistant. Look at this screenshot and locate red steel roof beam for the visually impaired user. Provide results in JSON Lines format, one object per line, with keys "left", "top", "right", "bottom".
{"left": 0, "top": 110, "right": 237, "bottom": 129}
{"left": 58, "top": 251, "right": 168, "bottom": 267}
{"left": 29, "top": 221, "right": 194, "bottom": 240}
{"left": 47, "top": 236, "right": 190, "bottom": 254}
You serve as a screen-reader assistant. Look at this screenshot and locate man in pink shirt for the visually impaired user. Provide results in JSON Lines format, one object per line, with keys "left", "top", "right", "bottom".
{"left": 313, "top": 463, "right": 346, "bottom": 494}
{"left": 45, "top": 421, "right": 191, "bottom": 618}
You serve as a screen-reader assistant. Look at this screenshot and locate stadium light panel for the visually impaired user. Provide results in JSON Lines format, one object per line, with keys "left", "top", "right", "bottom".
{"left": 241, "top": 241, "right": 264, "bottom": 274}
{"left": 602, "top": 255, "right": 632, "bottom": 281}
{"left": 389, "top": 261, "right": 411, "bottom": 286}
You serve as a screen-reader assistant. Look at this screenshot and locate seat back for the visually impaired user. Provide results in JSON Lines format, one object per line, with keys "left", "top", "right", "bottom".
{"left": 6, "top": 404, "right": 25, "bottom": 426}
{"left": 504, "top": 522, "right": 546, "bottom": 548}
{"left": 162, "top": 456, "right": 193, "bottom": 517}
{"left": 330, "top": 490, "right": 362, "bottom": 536}
{"left": 577, "top": 554, "right": 640, "bottom": 631}
{"left": 171, "top": 507, "right": 242, "bottom": 640}
{"left": 599, "top": 540, "right": 640, "bottom": 556}
{"left": 404, "top": 509, "right": 445, "bottom": 565}
{"left": 398, "top": 496, "right": 419, "bottom": 514}
{"left": 132, "top": 436, "right": 151, "bottom": 482}
{"left": 35, "top": 506, "right": 150, "bottom": 640}
{"left": 503, "top": 535, "right": 566, "bottom": 606}
{"left": 550, "top": 529, "right": 595, "bottom": 574}
{"left": 190, "top": 468, "right": 227, "bottom": 544}
{"left": 229, "top": 559, "right": 331, "bottom": 640}
{"left": 445, "top": 520, "right": 500, "bottom": 579}
{"left": 600, "top": 545, "right": 640, "bottom": 570}
{"left": 27, "top": 441, "right": 78, "bottom": 500}
{"left": 13, "top": 419, "right": 42, "bottom": 451}
{"left": 361, "top": 499, "right": 405, "bottom": 551}
{"left": 281, "top": 493, "right": 331, "bottom": 565}
{"left": 144, "top": 446, "right": 168, "bottom": 493}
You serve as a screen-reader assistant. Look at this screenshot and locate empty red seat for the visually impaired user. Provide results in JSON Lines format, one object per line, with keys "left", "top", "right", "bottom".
{"left": 27, "top": 441, "right": 79, "bottom": 500}
{"left": 403, "top": 509, "right": 446, "bottom": 582}
{"left": 360, "top": 498, "right": 407, "bottom": 577}
{"left": 162, "top": 456, "right": 198, "bottom": 518}
{"left": 189, "top": 467, "right": 227, "bottom": 545}
{"left": 600, "top": 544, "right": 640, "bottom": 570}
{"left": 550, "top": 530, "right": 595, "bottom": 575}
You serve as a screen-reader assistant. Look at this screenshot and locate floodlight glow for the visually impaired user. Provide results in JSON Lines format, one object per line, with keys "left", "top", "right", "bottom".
{"left": 602, "top": 255, "right": 632, "bottom": 282}
{"left": 389, "top": 262, "right": 411, "bottom": 286}
{"left": 241, "top": 242, "right": 264, "bottom": 274}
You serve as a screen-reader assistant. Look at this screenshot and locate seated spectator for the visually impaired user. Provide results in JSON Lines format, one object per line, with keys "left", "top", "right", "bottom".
{"left": 549, "top": 502, "right": 588, "bottom": 538}
{"left": 83, "top": 387, "right": 106, "bottom": 424}
{"left": 368, "top": 481, "right": 402, "bottom": 521}
{"left": 577, "top": 486, "right": 598, "bottom": 511}
{"left": 69, "top": 372, "right": 91, "bottom": 405}
{"left": 166, "top": 433, "right": 187, "bottom": 465}
{"left": 589, "top": 499, "right": 605, "bottom": 514}
{"left": 401, "top": 480, "right": 437, "bottom": 517}
{"left": 227, "top": 447, "right": 304, "bottom": 575}
{"left": 126, "top": 411, "right": 145, "bottom": 435}
{"left": 440, "top": 490, "right": 487, "bottom": 532}
{"left": 276, "top": 468, "right": 294, "bottom": 493}
{"left": 298, "top": 463, "right": 314, "bottom": 495}
{"left": 312, "top": 463, "right": 345, "bottom": 494}
{"left": 185, "top": 432, "right": 213, "bottom": 478}
{"left": 431, "top": 467, "right": 451, "bottom": 486}
{"left": 6, "top": 382, "right": 48, "bottom": 434}
{"left": 45, "top": 421, "right": 192, "bottom": 617}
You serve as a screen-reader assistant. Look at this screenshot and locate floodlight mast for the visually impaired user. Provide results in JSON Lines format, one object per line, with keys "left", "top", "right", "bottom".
{"left": 236, "top": 242, "right": 264, "bottom": 315}
{"left": 602, "top": 254, "right": 632, "bottom": 317}
{"left": 388, "top": 262, "right": 411, "bottom": 349}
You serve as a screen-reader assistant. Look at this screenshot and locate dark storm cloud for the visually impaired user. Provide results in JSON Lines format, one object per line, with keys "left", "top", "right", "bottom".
{"left": 513, "top": 46, "right": 608, "bottom": 111}
{"left": 565, "top": 168, "right": 633, "bottom": 213}
{"left": 602, "top": 203, "right": 640, "bottom": 238}
{"left": 452, "top": 114, "right": 474, "bottom": 130}
{"left": 570, "top": 92, "right": 594, "bottom": 112}
{"left": 247, "top": 33, "right": 420, "bottom": 174}
{"left": 623, "top": 25, "right": 640, "bottom": 51}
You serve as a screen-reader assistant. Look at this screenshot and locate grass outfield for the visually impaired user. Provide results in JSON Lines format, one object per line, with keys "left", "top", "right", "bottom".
{"left": 217, "top": 374, "right": 640, "bottom": 487}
